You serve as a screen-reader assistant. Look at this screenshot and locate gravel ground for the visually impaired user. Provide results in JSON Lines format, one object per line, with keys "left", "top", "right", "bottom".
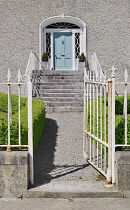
{"left": 34, "top": 112, "right": 100, "bottom": 186}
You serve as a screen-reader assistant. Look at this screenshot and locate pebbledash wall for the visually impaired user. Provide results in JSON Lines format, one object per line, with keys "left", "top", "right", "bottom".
{"left": 0, "top": 0, "right": 130, "bottom": 93}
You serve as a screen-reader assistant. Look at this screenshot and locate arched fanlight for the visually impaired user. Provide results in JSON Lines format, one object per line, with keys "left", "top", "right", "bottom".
{"left": 46, "top": 22, "right": 80, "bottom": 29}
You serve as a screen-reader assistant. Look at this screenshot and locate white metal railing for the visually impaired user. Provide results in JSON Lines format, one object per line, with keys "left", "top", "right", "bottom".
{"left": 0, "top": 52, "right": 34, "bottom": 185}
{"left": 91, "top": 52, "right": 106, "bottom": 82}
{"left": 83, "top": 53, "right": 130, "bottom": 183}
{"left": 83, "top": 65, "right": 109, "bottom": 181}
{"left": 84, "top": 53, "right": 130, "bottom": 184}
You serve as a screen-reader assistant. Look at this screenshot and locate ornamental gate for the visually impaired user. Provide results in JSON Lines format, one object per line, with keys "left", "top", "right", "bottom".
{"left": 83, "top": 52, "right": 130, "bottom": 184}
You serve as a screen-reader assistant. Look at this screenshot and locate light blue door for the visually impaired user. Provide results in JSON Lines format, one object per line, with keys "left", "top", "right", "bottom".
{"left": 54, "top": 32, "right": 72, "bottom": 70}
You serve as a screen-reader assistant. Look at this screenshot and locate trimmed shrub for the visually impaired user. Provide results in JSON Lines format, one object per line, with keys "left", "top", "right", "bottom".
{"left": 0, "top": 92, "right": 27, "bottom": 114}
{"left": 79, "top": 52, "right": 85, "bottom": 62}
{"left": 42, "top": 52, "right": 48, "bottom": 62}
{"left": 115, "top": 95, "right": 130, "bottom": 115}
{"left": 0, "top": 93, "right": 46, "bottom": 151}
{"left": 87, "top": 96, "right": 130, "bottom": 145}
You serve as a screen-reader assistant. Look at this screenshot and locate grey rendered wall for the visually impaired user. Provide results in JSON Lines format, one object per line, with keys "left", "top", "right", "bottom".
{"left": 0, "top": 0, "right": 130, "bottom": 93}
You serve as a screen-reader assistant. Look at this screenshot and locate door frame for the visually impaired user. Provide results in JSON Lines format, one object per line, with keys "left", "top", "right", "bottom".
{"left": 53, "top": 32, "right": 72, "bottom": 70}
{"left": 39, "top": 16, "right": 87, "bottom": 71}
{"left": 44, "top": 28, "right": 82, "bottom": 70}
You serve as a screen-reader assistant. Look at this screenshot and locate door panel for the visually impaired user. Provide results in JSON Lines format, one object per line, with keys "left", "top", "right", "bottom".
{"left": 54, "top": 32, "right": 72, "bottom": 70}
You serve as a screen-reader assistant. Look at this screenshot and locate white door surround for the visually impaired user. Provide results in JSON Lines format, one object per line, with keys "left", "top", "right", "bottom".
{"left": 39, "top": 15, "right": 87, "bottom": 71}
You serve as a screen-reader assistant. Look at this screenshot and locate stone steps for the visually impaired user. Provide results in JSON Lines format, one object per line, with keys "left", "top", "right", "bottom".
{"left": 32, "top": 70, "right": 84, "bottom": 112}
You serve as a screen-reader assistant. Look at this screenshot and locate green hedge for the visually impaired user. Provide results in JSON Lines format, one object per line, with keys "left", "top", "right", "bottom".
{"left": 115, "top": 96, "right": 130, "bottom": 115}
{"left": 0, "top": 92, "right": 27, "bottom": 114}
{"left": 0, "top": 92, "right": 46, "bottom": 151}
{"left": 87, "top": 96, "right": 130, "bottom": 145}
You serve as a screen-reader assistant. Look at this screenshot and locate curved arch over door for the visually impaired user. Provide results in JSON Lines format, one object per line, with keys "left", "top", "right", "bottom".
{"left": 39, "top": 15, "right": 87, "bottom": 70}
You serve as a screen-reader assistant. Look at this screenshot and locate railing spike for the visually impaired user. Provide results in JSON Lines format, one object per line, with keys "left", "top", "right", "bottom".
{"left": 18, "top": 69, "right": 22, "bottom": 82}
{"left": 111, "top": 66, "right": 117, "bottom": 78}
{"left": 124, "top": 69, "right": 128, "bottom": 83}
{"left": 7, "top": 68, "right": 11, "bottom": 82}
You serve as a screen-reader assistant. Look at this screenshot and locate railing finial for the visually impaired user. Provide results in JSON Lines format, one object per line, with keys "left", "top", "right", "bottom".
{"left": 124, "top": 69, "right": 128, "bottom": 83}
{"left": 7, "top": 68, "right": 11, "bottom": 82}
{"left": 111, "top": 66, "right": 116, "bottom": 78}
{"left": 18, "top": 69, "right": 22, "bottom": 82}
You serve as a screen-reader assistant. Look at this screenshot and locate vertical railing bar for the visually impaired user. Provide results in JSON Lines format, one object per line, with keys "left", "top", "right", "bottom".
{"left": 83, "top": 71, "right": 86, "bottom": 157}
{"left": 8, "top": 83, "right": 11, "bottom": 146}
{"left": 124, "top": 69, "right": 128, "bottom": 145}
{"left": 124, "top": 82, "right": 127, "bottom": 145}
{"left": 107, "top": 79, "right": 112, "bottom": 184}
{"left": 93, "top": 72, "right": 95, "bottom": 163}
{"left": 100, "top": 82, "right": 103, "bottom": 169}
{"left": 86, "top": 81, "right": 89, "bottom": 131}
{"left": 28, "top": 79, "right": 34, "bottom": 185}
{"left": 111, "top": 66, "right": 116, "bottom": 184}
{"left": 90, "top": 70, "right": 92, "bottom": 161}
{"left": 97, "top": 81, "right": 99, "bottom": 167}
{"left": 18, "top": 84, "right": 21, "bottom": 145}
{"left": 104, "top": 83, "right": 107, "bottom": 172}
{"left": 86, "top": 74, "right": 89, "bottom": 158}
{"left": 83, "top": 69, "right": 88, "bottom": 159}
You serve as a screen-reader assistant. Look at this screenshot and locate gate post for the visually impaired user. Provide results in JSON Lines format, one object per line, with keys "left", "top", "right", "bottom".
{"left": 28, "top": 79, "right": 34, "bottom": 185}
{"left": 107, "top": 67, "right": 116, "bottom": 184}
{"left": 111, "top": 66, "right": 116, "bottom": 184}
{"left": 83, "top": 69, "right": 89, "bottom": 159}
{"left": 107, "top": 79, "right": 112, "bottom": 184}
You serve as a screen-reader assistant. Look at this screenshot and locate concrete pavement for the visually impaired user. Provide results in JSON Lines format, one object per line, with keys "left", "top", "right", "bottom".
{"left": 0, "top": 198, "right": 130, "bottom": 210}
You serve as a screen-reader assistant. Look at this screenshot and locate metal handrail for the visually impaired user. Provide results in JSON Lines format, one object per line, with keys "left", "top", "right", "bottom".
{"left": 32, "top": 51, "right": 45, "bottom": 71}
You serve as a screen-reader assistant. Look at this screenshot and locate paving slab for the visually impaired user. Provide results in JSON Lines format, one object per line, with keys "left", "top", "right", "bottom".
{"left": 1, "top": 198, "right": 130, "bottom": 210}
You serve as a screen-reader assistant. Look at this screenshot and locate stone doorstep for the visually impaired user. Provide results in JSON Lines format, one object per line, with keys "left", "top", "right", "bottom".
{"left": 23, "top": 181, "right": 123, "bottom": 198}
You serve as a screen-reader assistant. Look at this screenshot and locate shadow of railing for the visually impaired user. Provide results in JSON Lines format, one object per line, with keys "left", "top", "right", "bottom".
{"left": 50, "top": 164, "right": 89, "bottom": 180}
{"left": 34, "top": 117, "right": 89, "bottom": 187}
{"left": 34, "top": 117, "right": 58, "bottom": 186}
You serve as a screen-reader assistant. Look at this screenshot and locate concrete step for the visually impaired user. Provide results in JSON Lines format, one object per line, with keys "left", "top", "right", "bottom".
{"left": 39, "top": 85, "right": 83, "bottom": 89}
{"left": 46, "top": 106, "right": 84, "bottom": 112}
{"left": 42, "top": 101, "right": 84, "bottom": 107}
{"left": 39, "top": 93, "right": 83, "bottom": 97}
{"left": 36, "top": 81, "right": 83, "bottom": 85}
{"left": 41, "top": 89, "right": 83, "bottom": 93}
{"left": 33, "top": 70, "right": 84, "bottom": 76}
{"left": 33, "top": 74, "right": 83, "bottom": 79}
{"left": 40, "top": 78, "right": 84, "bottom": 82}
{"left": 41, "top": 97, "right": 84, "bottom": 102}
{"left": 23, "top": 181, "right": 123, "bottom": 198}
